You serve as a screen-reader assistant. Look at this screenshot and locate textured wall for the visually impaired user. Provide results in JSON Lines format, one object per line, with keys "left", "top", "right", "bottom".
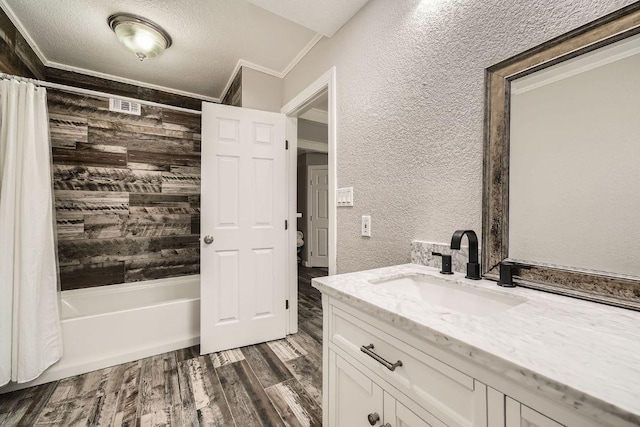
{"left": 282, "top": 0, "right": 636, "bottom": 273}
{"left": 49, "top": 89, "right": 201, "bottom": 290}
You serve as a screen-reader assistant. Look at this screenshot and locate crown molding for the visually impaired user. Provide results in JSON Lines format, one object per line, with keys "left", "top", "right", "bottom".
{"left": 219, "top": 59, "right": 283, "bottom": 100}
{"left": 219, "top": 33, "right": 322, "bottom": 100}
{"left": 281, "top": 33, "right": 323, "bottom": 77}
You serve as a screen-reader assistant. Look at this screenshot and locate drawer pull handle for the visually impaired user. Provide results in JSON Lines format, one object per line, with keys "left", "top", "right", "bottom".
{"left": 361, "top": 344, "right": 403, "bottom": 371}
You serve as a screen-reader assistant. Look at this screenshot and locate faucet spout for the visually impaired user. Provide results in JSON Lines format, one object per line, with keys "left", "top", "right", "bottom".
{"left": 450, "top": 230, "right": 479, "bottom": 263}
{"left": 450, "top": 229, "right": 481, "bottom": 280}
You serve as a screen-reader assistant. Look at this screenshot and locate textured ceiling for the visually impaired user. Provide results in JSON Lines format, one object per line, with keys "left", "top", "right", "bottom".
{"left": 244, "top": 0, "right": 369, "bottom": 37}
{"left": 0, "top": 0, "right": 366, "bottom": 100}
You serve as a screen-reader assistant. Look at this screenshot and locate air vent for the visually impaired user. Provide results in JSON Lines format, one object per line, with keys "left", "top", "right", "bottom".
{"left": 109, "top": 98, "right": 141, "bottom": 116}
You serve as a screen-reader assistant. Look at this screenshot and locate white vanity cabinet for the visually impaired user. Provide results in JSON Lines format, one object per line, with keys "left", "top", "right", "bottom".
{"left": 328, "top": 350, "right": 383, "bottom": 426}
{"left": 385, "top": 395, "right": 434, "bottom": 427}
{"left": 324, "top": 297, "right": 488, "bottom": 427}
{"left": 322, "top": 295, "right": 603, "bottom": 427}
{"left": 505, "top": 398, "right": 563, "bottom": 427}
{"left": 487, "top": 387, "right": 564, "bottom": 427}
{"left": 328, "top": 349, "right": 437, "bottom": 427}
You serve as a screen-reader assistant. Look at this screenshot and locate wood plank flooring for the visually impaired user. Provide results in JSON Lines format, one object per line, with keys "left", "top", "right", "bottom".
{"left": 0, "top": 266, "right": 328, "bottom": 427}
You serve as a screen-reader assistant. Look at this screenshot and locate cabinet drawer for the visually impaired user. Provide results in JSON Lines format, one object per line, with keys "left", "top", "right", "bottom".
{"left": 330, "top": 306, "right": 485, "bottom": 427}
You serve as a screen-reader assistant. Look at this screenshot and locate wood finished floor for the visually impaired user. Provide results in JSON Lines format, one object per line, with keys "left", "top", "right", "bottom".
{"left": 0, "top": 266, "right": 328, "bottom": 427}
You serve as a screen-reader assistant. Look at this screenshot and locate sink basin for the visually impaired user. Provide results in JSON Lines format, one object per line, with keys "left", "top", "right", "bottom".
{"left": 370, "top": 273, "right": 526, "bottom": 316}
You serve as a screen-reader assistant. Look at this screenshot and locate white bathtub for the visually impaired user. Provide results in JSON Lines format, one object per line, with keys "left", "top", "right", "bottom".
{"left": 0, "top": 275, "right": 200, "bottom": 393}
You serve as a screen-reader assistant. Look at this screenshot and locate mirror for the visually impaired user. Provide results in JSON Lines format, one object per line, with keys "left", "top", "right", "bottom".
{"left": 482, "top": 3, "right": 640, "bottom": 311}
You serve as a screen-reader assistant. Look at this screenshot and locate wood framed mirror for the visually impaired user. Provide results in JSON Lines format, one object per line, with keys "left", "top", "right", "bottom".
{"left": 482, "top": 2, "right": 640, "bottom": 311}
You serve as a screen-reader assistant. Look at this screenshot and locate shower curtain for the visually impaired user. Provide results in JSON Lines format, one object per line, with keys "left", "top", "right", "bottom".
{"left": 0, "top": 79, "right": 62, "bottom": 386}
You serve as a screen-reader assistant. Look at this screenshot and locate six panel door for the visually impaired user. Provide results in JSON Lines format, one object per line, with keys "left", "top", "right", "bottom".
{"left": 200, "top": 102, "right": 287, "bottom": 354}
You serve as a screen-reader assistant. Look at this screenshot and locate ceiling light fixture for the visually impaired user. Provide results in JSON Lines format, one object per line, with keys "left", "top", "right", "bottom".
{"left": 108, "top": 13, "right": 172, "bottom": 61}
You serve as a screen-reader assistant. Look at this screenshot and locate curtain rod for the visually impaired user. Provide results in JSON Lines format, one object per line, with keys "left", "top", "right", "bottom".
{"left": 0, "top": 72, "right": 202, "bottom": 116}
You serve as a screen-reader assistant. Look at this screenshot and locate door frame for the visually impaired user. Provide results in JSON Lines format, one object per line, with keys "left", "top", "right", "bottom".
{"left": 281, "top": 67, "right": 337, "bottom": 334}
{"left": 307, "top": 164, "right": 329, "bottom": 268}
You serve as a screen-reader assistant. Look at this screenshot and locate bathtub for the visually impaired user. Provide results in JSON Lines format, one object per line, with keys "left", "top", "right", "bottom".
{"left": 0, "top": 275, "right": 200, "bottom": 393}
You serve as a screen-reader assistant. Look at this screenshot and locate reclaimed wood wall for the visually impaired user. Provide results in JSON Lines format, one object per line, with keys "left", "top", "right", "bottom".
{"left": 46, "top": 68, "right": 202, "bottom": 111}
{"left": 49, "top": 89, "right": 202, "bottom": 290}
{"left": 221, "top": 67, "right": 242, "bottom": 107}
{"left": 0, "top": 7, "right": 44, "bottom": 79}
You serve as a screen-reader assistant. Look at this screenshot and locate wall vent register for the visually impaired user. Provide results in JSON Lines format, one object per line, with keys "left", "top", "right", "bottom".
{"left": 109, "top": 98, "right": 141, "bottom": 116}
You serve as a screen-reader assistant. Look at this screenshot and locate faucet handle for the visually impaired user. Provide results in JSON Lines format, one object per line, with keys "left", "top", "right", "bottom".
{"left": 498, "top": 261, "right": 531, "bottom": 287}
{"left": 432, "top": 252, "right": 454, "bottom": 275}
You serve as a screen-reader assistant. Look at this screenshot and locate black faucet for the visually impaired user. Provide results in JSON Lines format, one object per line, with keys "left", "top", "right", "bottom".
{"left": 450, "top": 230, "right": 481, "bottom": 280}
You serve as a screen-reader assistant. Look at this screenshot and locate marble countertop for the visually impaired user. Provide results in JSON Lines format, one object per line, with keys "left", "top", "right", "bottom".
{"left": 312, "top": 263, "right": 640, "bottom": 426}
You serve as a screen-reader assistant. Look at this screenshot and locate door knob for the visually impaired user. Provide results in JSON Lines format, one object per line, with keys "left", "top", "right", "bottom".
{"left": 203, "top": 235, "right": 214, "bottom": 244}
{"left": 367, "top": 412, "right": 380, "bottom": 425}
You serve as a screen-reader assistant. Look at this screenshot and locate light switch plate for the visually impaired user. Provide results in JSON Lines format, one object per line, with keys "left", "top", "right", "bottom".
{"left": 337, "top": 187, "right": 354, "bottom": 207}
{"left": 361, "top": 215, "right": 371, "bottom": 237}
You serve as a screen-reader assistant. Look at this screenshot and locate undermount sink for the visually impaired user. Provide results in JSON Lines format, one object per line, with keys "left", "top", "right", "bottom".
{"left": 369, "top": 273, "right": 526, "bottom": 316}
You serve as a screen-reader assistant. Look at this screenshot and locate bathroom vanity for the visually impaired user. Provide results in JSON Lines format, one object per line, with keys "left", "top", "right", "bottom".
{"left": 312, "top": 264, "right": 640, "bottom": 427}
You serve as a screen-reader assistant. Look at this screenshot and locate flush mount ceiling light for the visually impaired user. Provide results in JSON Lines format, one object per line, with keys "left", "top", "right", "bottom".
{"left": 108, "top": 13, "right": 172, "bottom": 61}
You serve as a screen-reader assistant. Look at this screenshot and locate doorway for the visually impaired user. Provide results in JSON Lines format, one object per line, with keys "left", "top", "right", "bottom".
{"left": 282, "top": 67, "right": 337, "bottom": 335}
{"left": 296, "top": 92, "right": 329, "bottom": 268}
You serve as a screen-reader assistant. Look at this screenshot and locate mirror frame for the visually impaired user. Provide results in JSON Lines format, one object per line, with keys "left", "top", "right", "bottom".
{"left": 482, "top": 2, "right": 640, "bottom": 311}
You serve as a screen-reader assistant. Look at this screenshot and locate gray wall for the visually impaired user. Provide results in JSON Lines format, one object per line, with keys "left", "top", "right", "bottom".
{"left": 282, "top": 0, "right": 636, "bottom": 273}
{"left": 298, "top": 118, "right": 328, "bottom": 143}
{"left": 242, "top": 67, "right": 282, "bottom": 112}
{"left": 297, "top": 153, "right": 328, "bottom": 262}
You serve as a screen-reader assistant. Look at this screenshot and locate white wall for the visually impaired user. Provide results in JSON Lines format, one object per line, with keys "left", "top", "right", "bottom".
{"left": 282, "top": 0, "right": 636, "bottom": 273}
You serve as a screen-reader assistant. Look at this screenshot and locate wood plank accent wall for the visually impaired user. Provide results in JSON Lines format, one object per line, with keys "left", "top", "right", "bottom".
{"left": 221, "top": 67, "right": 242, "bottom": 107}
{"left": 49, "top": 89, "right": 202, "bottom": 290}
{"left": 46, "top": 68, "right": 203, "bottom": 111}
{"left": 0, "top": 7, "right": 45, "bottom": 78}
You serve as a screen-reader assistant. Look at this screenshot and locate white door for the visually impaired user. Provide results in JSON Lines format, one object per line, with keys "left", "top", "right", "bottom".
{"left": 200, "top": 102, "right": 287, "bottom": 354}
{"left": 308, "top": 165, "right": 329, "bottom": 268}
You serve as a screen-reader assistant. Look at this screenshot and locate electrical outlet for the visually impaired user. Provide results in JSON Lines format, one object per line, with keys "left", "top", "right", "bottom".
{"left": 361, "top": 215, "right": 371, "bottom": 237}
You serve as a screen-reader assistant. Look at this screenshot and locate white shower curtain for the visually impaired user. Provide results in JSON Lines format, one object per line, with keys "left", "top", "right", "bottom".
{"left": 0, "top": 79, "right": 62, "bottom": 386}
